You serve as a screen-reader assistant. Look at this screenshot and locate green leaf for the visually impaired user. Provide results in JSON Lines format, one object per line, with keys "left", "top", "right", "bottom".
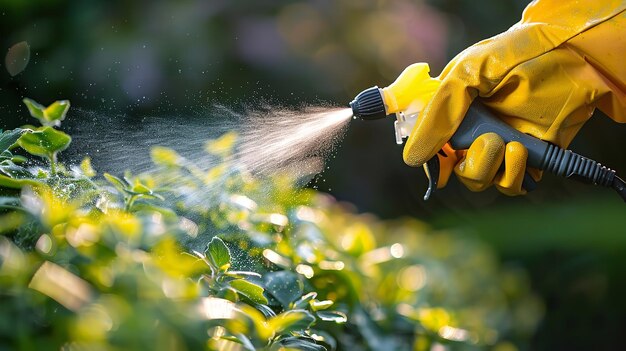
{"left": 43, "top": 100, "right": 70, "bottom": 126}
{"left": 0, "top": 160, "right": 33, "bottom": 179}
{"left": 291, "top": 292, "right": 317, "bottom": 310}
{"left": 316, "top": 311, "right": 347, "bottom": 324}
{"left": 151, "top": 146, "right": 182, "bottom": 167}
{"left": 11, "top": 155, "right": 28, "bottom": 164}
{"left": 79, "top": 157, "right": 96, "bottom": 178}
{"left": 17, "top": 127, "right": 71, "bottom": 159}
{"left": 0, "top": 129, "right": 29, "bottom": 153}
{"left": 0, "top": 197, "right": 20, "bottom": 207}
{"left": 131, "top": 182, "right": 151, "bottom": 194}
{"left": 253, "top": 302, "right": 277, "bottom": 318}
{"left": 205, "top": 131, "right": 237, "bottom": 157}
{"left": 224, "top": 270, "right": 262, "bottom": 279}
{"left": 104, "top": 173, "right": 129, "bottom": 194}
{"left": 268, "top": 310, "right": 315, "bottom": 335}
{"left": 220, "top": 335, "right": 256, "bottom": 351}
{"left": 22, "top": 98, "right": 45, "bottom": 121}
{"left": 230, "top": 279, "right": 268, "bottom": 305}
{"left": 23, "top": 98, "right": 70, "bottom": 127}
{"left": 264, "top": 271, "right": 303, "bottom": 308}
{"left": 310, "top": 299, "right": 333, "bottom": 311}
{"left": 206, "top": 236, "right": 231, "bottom": 271}
{"left": 0, "top": 174, "right": 40, "bottom": 189}
{"left": 275, "top": 336, "right": 327, "bottom": 351}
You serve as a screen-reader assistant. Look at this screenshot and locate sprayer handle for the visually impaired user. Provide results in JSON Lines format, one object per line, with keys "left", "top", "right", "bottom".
{"left": 437, "top": 102, "right": 624, "bottom": 200}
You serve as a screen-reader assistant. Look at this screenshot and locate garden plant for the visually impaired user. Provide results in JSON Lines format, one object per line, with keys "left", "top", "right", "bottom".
{"left": 0, "top": 99, "right": 542, "bottom": 350}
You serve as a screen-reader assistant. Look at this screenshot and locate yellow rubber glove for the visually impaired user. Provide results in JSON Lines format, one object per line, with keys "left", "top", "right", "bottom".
{"left": 403, "top": 0, "right": 626, "bottom": 196}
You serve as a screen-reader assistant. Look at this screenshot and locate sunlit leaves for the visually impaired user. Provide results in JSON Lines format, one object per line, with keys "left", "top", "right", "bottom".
{"left": 151, "top": 146, "right": 182, "bottom": 168}
{"left": 206, "top": 236, "right": 231, "bottom": 271}
{"left": 104, "top": 172, "right": 163, "bottom": 210}
{"left": 264, "top": 270, "right": 303, "bottom": 308}
{"left": 0, "top": 98, "right": 541, "bottom": 350}
{"left": 205, "top": 131, "right": 237, "bottom": 157}
{"left": 23, "top": 98, "right": 71, "bottom": 127}
{"left": 153, "top": 237, "right": 206, "bottom": 278}
{"left": 268, "top": 309, "right": 315, "bottom": 335}
{"left": 316, "top": 311, "right": 347, "bottom": 323}
{"left": 79, "top": 157, "right": 96, "bottom": 178}
{"left": 17, "top": 127, "right": 71, "bottom": 160}
{"left": 230, "top": 279, "right": 268, "bottom": 305}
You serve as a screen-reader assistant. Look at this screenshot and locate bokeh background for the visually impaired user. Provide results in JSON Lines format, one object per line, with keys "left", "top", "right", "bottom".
{"left": 1, "top": 0, "right": 626, "bottom": 349}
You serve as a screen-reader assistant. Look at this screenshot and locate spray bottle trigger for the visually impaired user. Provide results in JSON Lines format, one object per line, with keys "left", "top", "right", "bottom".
{"left": 394, "top": 112, "right": 418, "bottom": 145}
{"left": 423, "top": 156, "right": 440, "bottom": 201}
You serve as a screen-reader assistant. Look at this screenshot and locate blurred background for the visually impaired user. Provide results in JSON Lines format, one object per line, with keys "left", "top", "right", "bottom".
{"left": 1, "top": 0, "right": 626, "bottom": 349}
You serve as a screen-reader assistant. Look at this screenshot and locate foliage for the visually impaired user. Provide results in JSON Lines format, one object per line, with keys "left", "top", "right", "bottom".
{"left": 0, "top": 99, "right": 542, "bottom": 350}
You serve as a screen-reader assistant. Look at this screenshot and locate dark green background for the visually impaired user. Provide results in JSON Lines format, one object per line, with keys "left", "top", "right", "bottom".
{"left": 2, "top": 0, "right": 626, "bottom": 349}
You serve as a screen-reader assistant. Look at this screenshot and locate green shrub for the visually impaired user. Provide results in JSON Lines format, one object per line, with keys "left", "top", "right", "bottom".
{"left": 0, "top": 99, "right": 542, "bottom": 350}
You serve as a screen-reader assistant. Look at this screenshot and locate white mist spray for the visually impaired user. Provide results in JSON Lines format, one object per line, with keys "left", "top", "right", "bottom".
{"left": 68, "top": 105, "right": 354, "bottom": 186}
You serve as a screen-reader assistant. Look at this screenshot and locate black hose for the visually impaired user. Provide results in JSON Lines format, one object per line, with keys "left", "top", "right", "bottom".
{"left": 612, "top": 176, "right": 626, "bottom": 202}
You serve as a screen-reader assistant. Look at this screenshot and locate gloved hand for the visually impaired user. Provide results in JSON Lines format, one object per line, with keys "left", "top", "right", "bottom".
{"left": 403, "top": 0, "right": 626, "bottom": 195}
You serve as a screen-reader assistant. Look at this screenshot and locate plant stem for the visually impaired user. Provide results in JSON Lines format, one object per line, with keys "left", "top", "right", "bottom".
{"left": 49, "top": 153, "right": 57, "bottom": 175}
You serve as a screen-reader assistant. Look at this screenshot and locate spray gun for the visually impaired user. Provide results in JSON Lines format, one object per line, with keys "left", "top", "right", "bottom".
{"left": 350, "top": 63, "right": 626, "bottom": 202}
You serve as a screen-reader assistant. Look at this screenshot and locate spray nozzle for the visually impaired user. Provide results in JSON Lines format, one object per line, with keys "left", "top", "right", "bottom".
{"left": 351, "top": 64, "right": 441, "bottom": 144}
{"left": 349, "top": 86, "right": 387, "bottom": 120}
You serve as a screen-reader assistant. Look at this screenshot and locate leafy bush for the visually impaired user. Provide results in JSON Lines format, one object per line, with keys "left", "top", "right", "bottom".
{"left": 0, "top": 99, "right": 542, "bottom": 350}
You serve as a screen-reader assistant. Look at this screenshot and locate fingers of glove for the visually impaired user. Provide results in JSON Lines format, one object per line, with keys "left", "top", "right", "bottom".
{"left": 454, "top": 133, "right": 505, "bottom": 192}
{"left": 493, "top": 141, "right": 528, "bottom": 196}
{"left": 403, "top": 77, "right": 477, "bottom": 167}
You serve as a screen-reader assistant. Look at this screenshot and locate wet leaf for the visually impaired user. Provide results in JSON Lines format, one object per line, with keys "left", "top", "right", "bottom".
{"left": 316, "top": 311, "right": 347, "bottom": 324}
{"left": 104, "top": 173, "right": 128, "bottom": 194}
{"left": 22, "top": 98, "right": 45, "bottom": 122}
{"left": 0, "top": 174, "right": 40, "bottom": 189}
{"left": 0, "top": 160, "right": 33, "bottom": 179}
{"left": 310, "top": 299, "right": 333, "bottom": 311}
{"left": 43, "top": 100, "right": 70, "bottom": 126}
{"left": 268, "top": 310, "right": 315, "bottom": 335}
{"left": 224, "top": 270, "right": 263, "bottom": 279}
{"left": 230, "top": 279, "right": 268, "bottom": 305}
{"left": 151, "top": 146, "right": 181, "bottom": 167}
{"left": 5, "top": 41, "right": 30, "bottom": 76}
{"left": 11, "top": 155, "right": 28, "bottom": 164}
{"left": 206, "top": 236, "right": 231, "bottom": 271}
{"left": 276, "top": 336, "right": 327, "bottom": 351}
{"left": 23, "top": 99, "right": 70, "bottom": 127}
{"left": 205, "top": 131, "right": 237, "bottom": 157}
{"left": 291, "top": 292, "right": 317, "bottom": 310}
{"left": 0, "top": 129, "right": 29, "bottom": 152}
{"left": 17, "top": 127, "right": 71, "bottom": 159}
{"left": 0, "top": 196, "right": 20, "bottom": 207}
{"left": 264, "top": 270, "right": 303, "bottom": 308}
{"left": 80, "top": 157, "right": 96, "bottom": 177}
{"left": 131, "top": 182, "right": 152, "bottom": 195}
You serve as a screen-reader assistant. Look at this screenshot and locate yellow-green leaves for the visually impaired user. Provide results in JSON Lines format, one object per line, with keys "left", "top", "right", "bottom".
{"left": 205, "top": 131, "right": 237, "bottom": 157}
{"left": 80, "top": 157, "right": 96, "bottom": 178}
{"left": 207, "top": 236, "right": 231, "bottom": 272}
{"left": 237, "top": 305, "right": 315, "bottom": 343}
{"left": 104, "top": 172, "right": 163, "bottom": 210}
{"left": 23, "top": 98, "right": 70, "bottom": 127}
{"left": 151, "top": 146, "right": 182, "bottom": 168}
{"left": 230, "top": 279, "right": 268, "bottom": 305}
{"left": 17, "top": 127, "right": 71, "bottom": 160}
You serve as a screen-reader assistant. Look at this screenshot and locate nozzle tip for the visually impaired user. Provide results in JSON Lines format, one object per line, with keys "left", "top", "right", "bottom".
{"left": 350, "top": 86, "right": 387, "bottom": 120}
